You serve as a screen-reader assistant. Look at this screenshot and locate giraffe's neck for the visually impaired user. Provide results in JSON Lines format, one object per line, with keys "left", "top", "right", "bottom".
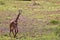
{"left": 15, "top": 12, "right": 20, "bottom": 22}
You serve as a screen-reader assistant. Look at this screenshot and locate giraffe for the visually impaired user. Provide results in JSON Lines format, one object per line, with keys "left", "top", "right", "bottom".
{"left": 10, "top": 10, "right": 22, "bottom": 38}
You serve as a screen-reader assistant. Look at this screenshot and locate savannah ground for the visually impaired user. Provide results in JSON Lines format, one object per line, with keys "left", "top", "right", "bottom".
{"left": 0, "top": 0, "right": 60, "bottom": 40}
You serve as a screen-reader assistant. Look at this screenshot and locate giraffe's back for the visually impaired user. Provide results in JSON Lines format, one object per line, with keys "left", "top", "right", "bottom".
{"left": 10, "top": 21, "right": 17, "bottom": 30}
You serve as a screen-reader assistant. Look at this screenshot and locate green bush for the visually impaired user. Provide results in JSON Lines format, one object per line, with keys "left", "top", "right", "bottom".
{"left": 49, "top": 20, "right": 59, "bottom": 24}
{"left": 55, "top": 26, "right": 60, "bottom": 37}
{"left": 0, "top": 1, "right": 5, "bottom": 5}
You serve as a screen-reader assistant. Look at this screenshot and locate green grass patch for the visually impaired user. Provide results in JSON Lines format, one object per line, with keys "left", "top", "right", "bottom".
{"left": 49, "top": 20, "right": 59, "bottom": 24}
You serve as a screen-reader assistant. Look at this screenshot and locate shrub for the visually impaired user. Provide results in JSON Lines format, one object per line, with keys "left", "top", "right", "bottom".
{"left": 0, "top": 1, "right": 5, "bottom": 5}
{"left": 49, "top": 20, "right": 59, "bottom": 24}
{"left": 55, "top": 26, "right": 60, "bottom": 37}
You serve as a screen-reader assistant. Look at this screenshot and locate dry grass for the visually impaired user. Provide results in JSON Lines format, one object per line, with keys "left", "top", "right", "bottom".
{"left": 0, "top": 0, "right": 60, "bottom": 40}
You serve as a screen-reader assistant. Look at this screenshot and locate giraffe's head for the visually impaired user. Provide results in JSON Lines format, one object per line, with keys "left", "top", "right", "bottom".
{"left": 18, "top": 10, "right": 22, "bottom": 15}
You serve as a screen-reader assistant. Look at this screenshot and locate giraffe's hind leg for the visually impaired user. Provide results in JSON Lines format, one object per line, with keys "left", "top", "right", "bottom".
{"left": 9, "top": 29, "right": 12, "bottom": 37}
{"left": 14, "top": 28, "right": 18, "bottom": 38}
{"left": 10, "top": 29, "right": 15, "bottom": 38}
